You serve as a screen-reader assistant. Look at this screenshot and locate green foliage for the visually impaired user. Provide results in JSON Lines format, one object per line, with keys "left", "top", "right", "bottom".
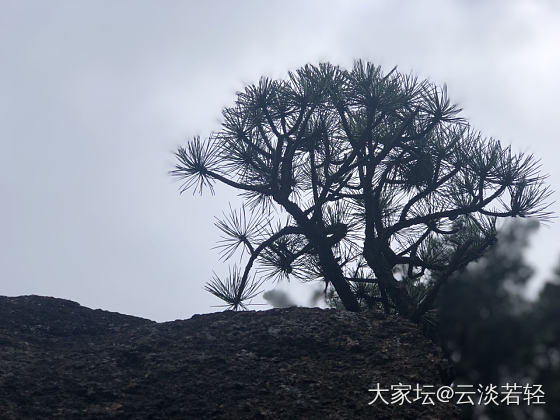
{"left": 172, "top": 61, "right": 552, "bottom": 316}
{"left": 437, "top": 220, "right": 559, "bottom": 419}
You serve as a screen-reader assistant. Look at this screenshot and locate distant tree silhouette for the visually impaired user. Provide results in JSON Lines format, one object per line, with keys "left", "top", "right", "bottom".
{"left": 171, "top": 61, "right": 552, "bottom": 318}
{"left": 528, "top": 263, "right": 560, "bottom": 420}
{"left": 436, "top": 220, "right": 559, "bottom": 420}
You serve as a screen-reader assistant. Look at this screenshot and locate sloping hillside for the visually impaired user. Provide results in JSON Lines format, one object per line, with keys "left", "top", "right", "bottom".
{"left": 0, "top": 295, "right": 458, "bottom": 419}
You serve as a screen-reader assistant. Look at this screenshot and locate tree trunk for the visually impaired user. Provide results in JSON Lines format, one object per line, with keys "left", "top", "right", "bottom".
{"left": 363, "top": 242, "right": 416, "bottom": 318}
{"left": 315, "top": 242, "right": 361, "bottom": 313}
{"left": 376, "top": 271, "right": 415, "bottom": 318}
{"left": 279, "top": 198, "right": 361, "bottom": 312}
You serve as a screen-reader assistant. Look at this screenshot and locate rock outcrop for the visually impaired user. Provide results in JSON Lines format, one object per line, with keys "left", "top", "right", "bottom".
{"left": 0, "top": 295, "right": 458, "bottom": 419}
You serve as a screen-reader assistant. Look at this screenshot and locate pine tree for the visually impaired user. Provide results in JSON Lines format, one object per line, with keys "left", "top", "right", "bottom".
{"left": 171, "top": 61, "right": 552, "bottom": 318}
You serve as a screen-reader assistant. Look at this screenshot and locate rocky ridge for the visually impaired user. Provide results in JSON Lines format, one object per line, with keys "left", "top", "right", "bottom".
{"left": 0, "top": 295, "right": 458, "bottom": 419}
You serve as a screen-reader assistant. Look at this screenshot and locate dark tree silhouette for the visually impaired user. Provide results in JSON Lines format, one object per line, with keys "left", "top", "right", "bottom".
{"left": 171, "top": 61, "right": 552, "bottom": 318}
{"left": 435, "top": 220, "right": 560, "bottom": 420}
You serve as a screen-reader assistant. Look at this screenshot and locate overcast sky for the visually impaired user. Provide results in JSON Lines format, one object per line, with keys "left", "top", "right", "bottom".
{"left": 2, "top": 0, "right": 559, "bottom": 321}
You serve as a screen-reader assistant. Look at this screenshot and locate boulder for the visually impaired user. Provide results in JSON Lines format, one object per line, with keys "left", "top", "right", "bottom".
{"left": 0, "top": 295, "right": 459, "bottom": 419}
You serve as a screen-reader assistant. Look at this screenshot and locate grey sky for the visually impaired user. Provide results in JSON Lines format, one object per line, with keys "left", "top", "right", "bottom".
{"left": 2, "top": 0, "right": 559, "bottom": 321}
